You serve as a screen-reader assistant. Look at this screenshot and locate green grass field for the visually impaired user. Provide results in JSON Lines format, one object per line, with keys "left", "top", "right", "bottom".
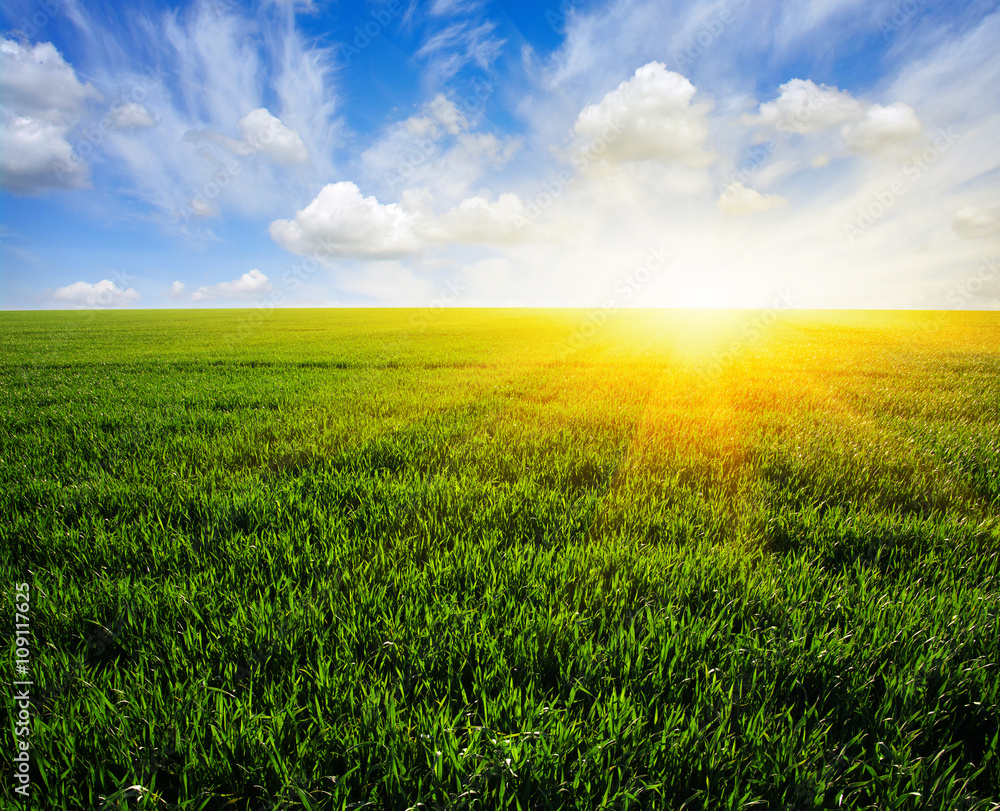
{"left": 2, "top": 308, "right": 999, "bottom": 810}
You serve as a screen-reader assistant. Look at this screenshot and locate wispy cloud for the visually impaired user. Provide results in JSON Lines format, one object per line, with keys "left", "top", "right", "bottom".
{"left": 6, "top": 0, "right": 340, "bottom": 231}
{"left": 429, "top": 0, "right": 488, "bottom": 17}
{"left": 416, "top": 20, "right": 505, "bottom": 85}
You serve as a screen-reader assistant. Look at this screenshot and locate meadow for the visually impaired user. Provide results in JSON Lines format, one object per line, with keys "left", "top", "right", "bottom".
{"left": 1, "top": 307, "right": 998, "bottom": 810}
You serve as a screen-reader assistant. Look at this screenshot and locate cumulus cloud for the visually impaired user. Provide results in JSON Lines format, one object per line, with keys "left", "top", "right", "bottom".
{"left": 168, "top": 281, "right": 187, "bottom": 298}
{"left": 841, "top": 103, "right": 922, "bottom": 155}
{"left": 269, "top": 181, "right": 422, "bottom": 259}
{"left": 952, "top": 205, "right": 1000, "bottom": 239}
{"left": 743, "top": 80, "right": 923, "bottom": 157}
{"left": 52, "top": 279, "right": 140, "bottom": 308}
{"left": 236, "top": 108, "right": 309, "bottom": 165}
{"left": 0, "top": 39, "right": 99, "bottom": 124}
{"left": 109, "top": 102, "right": 156, "bottom": 130}
{"left": 0, "top": 113, "right": 87, "bottom": 193}
{"left": 716, "top": 182, "right": 788, "bottom": 216}
{"left": 0, "top": 39, "right": 99, "bottom": 193}
{"left": 269, "top": 180, "right": 536, "bottom": 260}
{"left": 573, "top": 62, "right": 713, "bottom": 167}
{"left": 191, "top": 269, "right": 273, "bottom": 301}
{"left": 743, "top": 79, "right": 863, "bottom": 135}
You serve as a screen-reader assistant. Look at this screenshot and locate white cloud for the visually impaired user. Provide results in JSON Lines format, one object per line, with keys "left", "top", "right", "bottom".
{"left": 191, "top": 269, "right": 273, "bottom": 301}
{"left": 269, "top": 181, "right": 537, "bottom": 260}
{"left": 0, "top": 39, "right": 99, "bottom": 125}
{"left": 109, "top": 102, "right": 156, "bottom": 130}
{"left": 743, "top": 79, "right": 864, "bottom": 135}
{"left": 716, "top": 182, "right": 788, "bottom": 216}
{"left": 405, "top": 94, "right": 467, "bottom": 139}
{"left": 744, "top": 79, "right": 924, "bottom": 161}
{"left": 0, "top": 38, "right": 98, "bottom": 193}
{"left": 168, "top": 280, "right": 187, "bottom": 298}
{"left": 52, "top": 279, "right": 140, "bottom": 308}
{"left": 572, "top": 62, "right": 713, "bottom": 167}
{"left": 952, "top": 205, "right": 1000, "bottom": 239}
{"left": 451, "top": 131, "right": 520, "bottom": 170}
{"left": 183, "top": 107, "right": 309, "bottom": 165}
{"left": 269, "top": 181, "right": 422, "bottom": 259}
{"left": 841, "top": 102, "right": 922, "bottom": 155}
{"left": 236, "top": 107, "right": 309, "bottom": 165}
{"left": 0, "top": 112, "right": 89, "bottom": 193}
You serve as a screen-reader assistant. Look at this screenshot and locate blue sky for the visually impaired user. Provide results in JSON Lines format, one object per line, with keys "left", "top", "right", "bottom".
{"left": 1, "top": 0, "right": 998, "bottom": 309}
